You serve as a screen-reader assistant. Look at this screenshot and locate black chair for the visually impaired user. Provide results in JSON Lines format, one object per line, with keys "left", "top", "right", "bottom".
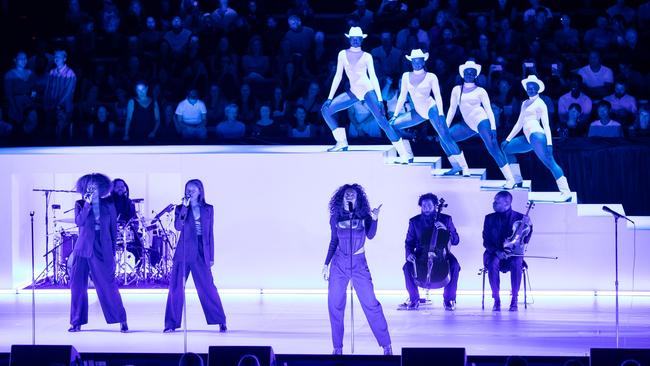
{"left": 478, "top": 260, "right": 529, "bottom": 310}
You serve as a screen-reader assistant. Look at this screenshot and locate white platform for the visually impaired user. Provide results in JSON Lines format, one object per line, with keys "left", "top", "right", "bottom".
{"left": 0, "top": 145, "right": 648, "bottom": 292}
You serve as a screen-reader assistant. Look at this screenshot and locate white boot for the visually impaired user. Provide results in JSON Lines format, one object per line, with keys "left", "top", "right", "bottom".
{"left": 327, "top": 128, "right": 348, "bottom": 152}
{"left": 392, "top": 138, "right": 414, "bottom": 164}
{"left": 510, "top": 163, "right": 523, "bottom": 185}
{"left": 556, "top": 176, "right": 572, "bottom": 202}
{"left": 443, "top": 153, "right": 469, "bottom": 176}
{"left": 500, "top": 165, "right": 517, "bottom": 189}
{"left": 455, "top": 151, "right": 471, "bottom": 176}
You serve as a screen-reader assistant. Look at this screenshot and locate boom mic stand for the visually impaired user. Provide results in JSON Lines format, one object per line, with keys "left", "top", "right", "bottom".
{"left": 32, "top": 188, "right": 76, "bottom": 284}
{"left": 602, "top": 206, "right": 635, "bottom": 348}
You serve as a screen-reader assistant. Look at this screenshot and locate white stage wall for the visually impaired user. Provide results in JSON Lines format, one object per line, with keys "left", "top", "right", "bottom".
{"left": 1, "top": 145, "right": 647, "bottom": 291}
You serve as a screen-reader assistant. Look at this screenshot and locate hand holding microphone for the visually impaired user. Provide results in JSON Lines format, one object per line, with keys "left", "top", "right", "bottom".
{"left": 181, "top": 195, "right": 190, "bottom": 207}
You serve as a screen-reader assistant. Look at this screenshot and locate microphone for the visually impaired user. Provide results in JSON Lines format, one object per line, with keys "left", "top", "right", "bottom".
{"left": 602, "top": 206, "right": 635, "bottom": 224}
{"left": 347, "top": 201, "right": 353, "bottom": 213}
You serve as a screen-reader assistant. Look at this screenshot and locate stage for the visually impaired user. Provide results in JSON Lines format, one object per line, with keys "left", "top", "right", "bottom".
{"left": 1, "top": 144, "right": 649, "bottom": 361}
{"left": 2, "top": 291, "right": 649, "bottom": 357}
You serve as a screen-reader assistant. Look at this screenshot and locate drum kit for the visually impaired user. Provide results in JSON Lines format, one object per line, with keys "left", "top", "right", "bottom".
{"left": 36, "top": 195, "right": 177, "bottom": 287}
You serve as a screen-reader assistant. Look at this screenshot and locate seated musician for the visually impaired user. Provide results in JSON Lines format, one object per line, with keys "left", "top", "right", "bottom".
{"left": 110, "top": 178, "right": 142, "bottom": 265}
{"left": 482, "top": 191, "right": 532, "bottom": 312}
{"left": 399, "top": 193, "right": 460, "bottom": 311}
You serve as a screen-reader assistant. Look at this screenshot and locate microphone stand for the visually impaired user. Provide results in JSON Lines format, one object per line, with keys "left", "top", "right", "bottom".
{"left": 348, "top": 205, "right": 355, "bottom": 354}
{"left": 30, "top": 211, "right": 36, "bottom": 345}
{"left": 32, "top": 188, "right": 77, "bottom": 284}
{"left": 602, "top": 206, "right": 634, "bottom": 348}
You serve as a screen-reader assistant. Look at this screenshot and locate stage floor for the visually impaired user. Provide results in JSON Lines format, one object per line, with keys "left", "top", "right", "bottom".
{"left": 2, "top": 292, "right": 649, "bottom": 357}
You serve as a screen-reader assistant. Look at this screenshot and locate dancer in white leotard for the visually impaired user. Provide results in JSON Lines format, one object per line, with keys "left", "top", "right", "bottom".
{"left": 446, "top": 61, "right": 516, "bottom": 187}
{"left": 389, "top": 49, "right": 465, "bottom": 170}
{"left": 501, "top": 75, "right": 571, "bottom": 201}
{"left": 321, "top": 27, "right": 410, "bottom": 162}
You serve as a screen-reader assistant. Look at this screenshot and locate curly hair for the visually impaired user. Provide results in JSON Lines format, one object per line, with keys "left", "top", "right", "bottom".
{"left": 112, "top": 178, "right": 130, "bottom": 198}
{"left": 75, "top": 173, "right": 112, "bottom": 198}
{"left": 328, "top": 183, "right": 371, "bottom": 219}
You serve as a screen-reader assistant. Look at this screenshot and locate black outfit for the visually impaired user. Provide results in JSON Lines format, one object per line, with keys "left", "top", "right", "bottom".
{"left": 130, "top": 99, "right": 157, "bottom": 140}
{"left": 482, "top": 208, "right": 532, "bottom": 303}
{"left": 402, "top": 213, "right": 461, "bottom": 305}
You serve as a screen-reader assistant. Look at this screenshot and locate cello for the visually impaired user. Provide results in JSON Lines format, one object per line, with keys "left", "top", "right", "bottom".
{"left": 411, "top": 198, "right": 451, "bottom": 289}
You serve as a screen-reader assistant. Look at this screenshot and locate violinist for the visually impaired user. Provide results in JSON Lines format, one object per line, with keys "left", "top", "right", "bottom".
{"left": 399, "top": 193, "right": 460, "bottom": 311}
{"left": 482, "top": 191, "right": 532, "bottom": 312}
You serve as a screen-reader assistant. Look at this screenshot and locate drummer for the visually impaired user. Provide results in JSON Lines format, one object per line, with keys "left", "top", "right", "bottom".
{"left": 110, "top": 178, "right": 143, "bottom": 267}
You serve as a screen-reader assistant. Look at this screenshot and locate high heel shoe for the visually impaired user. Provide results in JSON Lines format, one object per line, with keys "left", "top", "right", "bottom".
{"left": 219, "top": 324, "right": 227, "bottom": 333}
{"left": 68, "top": 324, "right": 81, "bottom": 332}
{"left": 163, "top": 327, "right": 176, "bottom": 333}
{"left": 120, "top": 322, "right": 129, "bottom": 333}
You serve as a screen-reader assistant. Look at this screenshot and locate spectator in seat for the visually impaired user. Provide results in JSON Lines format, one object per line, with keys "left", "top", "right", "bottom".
{"left": 629, "top": 104, "right": 650, "bottom": 137}
{"left": 350, "top": 0, "right": 374, "bottom": 31}
{"left": 553, "top": 14, "right": 580, "bottom": 53}
{"left": 577, "top": 51, "right": 614, "bottom": 99}
{"left": 289, "top": 105, "right": 315, "bottom": 138}
{"left": 588, "top": 100, "right": 623, "bottom": 138}
{"left": 216, "top": 103, "right": 245, "bottom": 139}
{"left": 212, "top": 0, "right": 238, "bottom": 33}
{"left": 396, "top": 18, "right": 430, "bottom": 52}
{"left": 371, "top": 31, "right": 403, "bottom": 83}
{"left": 604, "top": 80, "right": 637, "bottom": 127}
{"left": 175, "top": 89, "right": 208, "bottom": 140}
{"left": 558, "top": 103, "right": 586, "bottom": 138}
{"left": 164, "top": 16, "right": 192, "bottom": 56}
{"left": 558, "top": 74, "right": 593, "bottom": 126}
{"left": 584, "top": 16, "right": 617, "bottom": 52}
{"left": 607, "top": 0, "right": 636, "bottom": 25}
{"left": 283, "top": 15, "right": 314, "bottom": 57}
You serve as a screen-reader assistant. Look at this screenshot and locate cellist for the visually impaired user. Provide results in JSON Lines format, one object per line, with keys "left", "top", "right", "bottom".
{"left": 482, "top": 191, "right": 532, "bottom": 312}
{"left": 399, "top": 193, "right": 461, "bottom": 311}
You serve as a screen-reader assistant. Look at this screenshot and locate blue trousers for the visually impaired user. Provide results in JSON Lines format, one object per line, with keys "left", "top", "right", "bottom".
{"left": 328, "top": 252, "right": 391, "bottom": 348}
{"left": 402, "top": 253, "right": 461, "bottom": 303}
{"left": 69, "top": 235, "right": 127, "bottom": 326}
{"left": 483, "top": 251, "right": 523, "bottom": 300}
{"left": 164, "top": 257, "right": 226, "bottom": 329}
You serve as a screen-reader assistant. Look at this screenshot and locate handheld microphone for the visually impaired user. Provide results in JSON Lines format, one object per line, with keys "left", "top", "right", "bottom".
{"left": 347, "top": 201, "right": 354, "bottom": 215}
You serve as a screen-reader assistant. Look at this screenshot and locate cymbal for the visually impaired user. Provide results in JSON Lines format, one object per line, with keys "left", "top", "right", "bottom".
{"left": 54, "top": 218, "right": 76, "bottom": 224}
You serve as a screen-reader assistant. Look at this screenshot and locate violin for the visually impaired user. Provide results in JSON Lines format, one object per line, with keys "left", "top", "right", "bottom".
{"left": 503, "top": 201, "right": 534, "bottom": 257}
{"left": 411, "top": 198, "right": 451, "bottom": 289}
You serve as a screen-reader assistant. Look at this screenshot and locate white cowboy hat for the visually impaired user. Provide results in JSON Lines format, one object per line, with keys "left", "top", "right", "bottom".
{"left": 458, "top": 60, "right": 482, "bottom": 77}
{"left": 405, "top": 49, "right": 429, "bottom": 61}
{"left": 521, "top": 74, "right": 545, "bottom": 94}
{"left": 345, "top": 26, "right": 368, "bottom": 39}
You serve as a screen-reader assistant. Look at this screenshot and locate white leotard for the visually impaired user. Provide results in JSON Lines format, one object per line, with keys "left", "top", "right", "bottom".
{"left": 505, "top": 95, "right": 553, "bottom": 145}
{"left": 392, "top": 70, "right": 444, "bottom": 120}
{"left": 446, "top": 83, "right": 496, "bottom": 132}
{"left": 327, "top": 48, "right": 382, "bottom": 101}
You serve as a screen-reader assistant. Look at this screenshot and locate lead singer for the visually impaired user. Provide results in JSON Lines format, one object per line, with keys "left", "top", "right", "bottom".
{"left": 164, "top": 179, "right": 227, "bottom": 333}
{"left": 69, "top": 173, "right": 128, "bottom": 332}
{"left": 322, "top": 184, "right": 392, "bottom": 355}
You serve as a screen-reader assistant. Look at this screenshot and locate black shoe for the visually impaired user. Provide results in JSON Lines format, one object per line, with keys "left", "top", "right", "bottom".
{"left": 444, "top": 300, "right": 456, "bottom": 311}
{"left": 383, "top": 345, "right": 393, "bottom": 355}
{"left": 219, "top": 324, "right": 227, "bottom": 333}
{"left": 120, "top": 322, "right": 129, "bottom": 333}
{"left": 163, "top": 327, "right": 176, "bottom": 333}
{"left": 492, "top": 300, "right": 501, "bottom": 312}
{"left": 509, "top": 300, "right": 518, "bottom": 312}
{"left": 68, "top": 324, "right": 81, "bottom": 332}
{"left": 332, "top": 348, "right": 342, "bottom": 355}
{"left": 397, "top": 301, "right": 419, "bottom": 310}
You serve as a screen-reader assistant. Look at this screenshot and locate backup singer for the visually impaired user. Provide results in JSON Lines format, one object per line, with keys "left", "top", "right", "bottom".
{"left": 390, "top": 49, "right": 464, "bottom": 168}
{"left": 321, "top": 27, "right": 410, "bottom": 162}
{"left": 322, "top": 184, "right": 392, "bottom": 355}
{"left": 501, "top": 75, "right": 571, "bottom": 201}
{"left": 164, "top": 179, "right": 226, "bottom": 333}
{"left": 483, "top": 191, "right": 532, "bottom": 312}
{"left": 446, "top": 61, "right": 516, "bottom": 187}
{"left": 399, "top": 193, "right": 460, "bottom": 311}
{"left": 69, "top": 173, "right": 128, "bottom": 332}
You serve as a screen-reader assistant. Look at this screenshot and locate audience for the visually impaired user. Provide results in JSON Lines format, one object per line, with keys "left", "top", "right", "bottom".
{"left": 1, "top": 0, "right": 648, "bottom": 147}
